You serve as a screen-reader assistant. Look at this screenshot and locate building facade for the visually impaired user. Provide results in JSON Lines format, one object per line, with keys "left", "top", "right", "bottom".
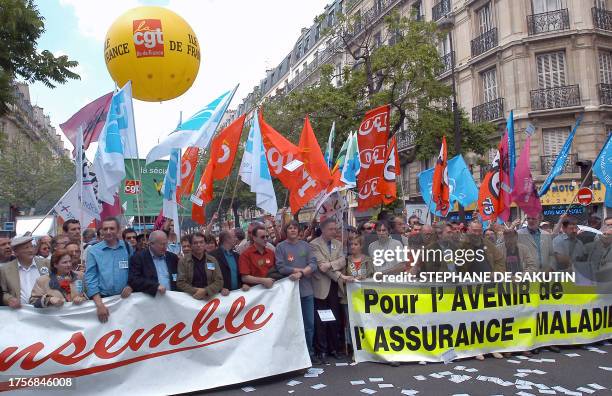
{"left": 235, "top": 0, "right": 612, "bottom": 222}
{"left": 0, "top": 82, "right": 69, "bottom": 158}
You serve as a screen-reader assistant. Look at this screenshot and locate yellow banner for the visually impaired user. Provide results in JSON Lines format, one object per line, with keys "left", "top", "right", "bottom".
{"left": 348, "top": 281, "right": 612, "bottom": 362}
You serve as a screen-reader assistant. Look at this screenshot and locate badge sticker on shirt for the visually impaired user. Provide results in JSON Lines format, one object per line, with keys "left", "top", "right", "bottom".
{"left": 206, "top": 262, "right": 215, "bottom": 270}
{"left": 119, "top": 260, "right": 129, "bottom": 269}
{"left": 299, "top": 250, "right": 306, "bottom": 257}
{"left": 39, "top": 266, "right": 49, "bottom": 276}
{"left": 257, "top": 259, "right": 264, "bottom": 267}
{"left": 288, "top": 254, "right": 295, "bottom": 262}
{"left": 172, "top": 273, "right": 177, "bottom": 282}
{"left": 265, "top": 259, "right": 271, "bottom": 264}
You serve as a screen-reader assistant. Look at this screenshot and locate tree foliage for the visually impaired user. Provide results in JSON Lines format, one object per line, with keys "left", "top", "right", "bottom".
{"left": 0, "top": 132, "right": 74, "bottom": 215}
{"left": 0, "top": 0, "right": 80, "bottom": 115}
{"left": 262, "top": 11, "right": 495, "bottom": 161}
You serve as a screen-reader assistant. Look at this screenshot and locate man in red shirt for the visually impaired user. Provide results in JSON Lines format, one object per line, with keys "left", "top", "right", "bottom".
{"left": 239, "top": 225, "right": 276, "bottom": 288}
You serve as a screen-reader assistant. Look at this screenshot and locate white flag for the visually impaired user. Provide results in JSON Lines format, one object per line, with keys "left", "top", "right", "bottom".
{"left": 53, "top": 183, "right": 99, "bottom": 227}
{"left": 93, "top": 81, "right": 138, "bottom": 204}
{"left": 239, "top": 110, "right": 277, "bottom": 215}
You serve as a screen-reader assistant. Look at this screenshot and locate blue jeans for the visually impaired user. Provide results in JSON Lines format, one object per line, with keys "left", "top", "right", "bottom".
{"left": 300, "top": 295, "right": 315, "bottom": 355}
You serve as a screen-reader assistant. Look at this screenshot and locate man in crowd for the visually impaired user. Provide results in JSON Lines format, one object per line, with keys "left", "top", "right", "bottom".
{"left": 310, "top": 218, "right": 346, "bottom": 362}
{"left": 587, "top": 222, "right": 612, "bottom": 285}
{"left": 578, "top": 214, "right": 602, "bottom": 245}
{"left": 552, "top": 216, "right": 586, "bottom": 272}
{"left": 0, "top": 236, "right": 14, "bottom": 264}
{"left": 239, "top": 225, "right": 276, "bottom": 288}
{"left": 460, "top": 220, "right": 505, "bottom": 274}
{"left": 211, "top": 229, "right": 248, "bottom": 295}
{"left": 390, "top": 215, "right": 409, "bottom": 246}
{"left": 122, "top": 228, "right": 138, "bottom": 251}
{"left": 64, "top": 241, "right": 82, "bottom": 272}
{"left": 128, "top": 230, "right": 179, "bottom": 297}
{"left": 275, "top": 220, "right": 318, "bottom": 362}
{"left": 412, "top": 222, "right": 456, "bottom": 274}
{"left": 83, "top": 228, "right": 97, "bottom": 246}
{"left": 52, "top": 234, "right": 70, "bottom": 251}
{"left": 0, "top": 236, "right": 50, "bottom": 308}
{"left": 180, "top": 235, "right": 191, "bottom": 257}
{"left": 63, "top": 219, "right": 81, "bottom": 244}
{"left": 85, "top": 217, "right": 133, "bottom": 323}
{"left": 368, "top": 221, "right": 405, "bottom": 274}
{"left": 518, "top": 214, "right": 555, "bottom": 271}
{"left": 236, "top": 221, "right": 275, "bottom": 254}
{"left": 177, "top": 232, "right": 223, "bottom": 300}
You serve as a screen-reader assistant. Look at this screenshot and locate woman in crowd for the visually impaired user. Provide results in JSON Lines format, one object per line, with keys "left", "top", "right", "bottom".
{"left": 30, "top": 248, "right": 87, "bottom": 308}
{"left": 35, "top": 241, "right": 51, "bottom": 259}
{"left": 204, "top": 234, "right": 218, "bottom": 253}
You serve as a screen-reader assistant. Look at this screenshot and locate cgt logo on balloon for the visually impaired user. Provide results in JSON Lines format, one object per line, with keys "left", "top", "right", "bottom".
{"left": 133, "top": 19, "right": 164, "bottom": 57}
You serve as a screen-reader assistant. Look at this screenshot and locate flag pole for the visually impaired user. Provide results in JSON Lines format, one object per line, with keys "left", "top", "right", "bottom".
{"left": 562, "top": 165, "right": 595, "bottom": 218}
{"left": 126, "top": 80, "right": 145, "bottom": 231}
{"left": 28, "top": 206, "right": 57, "bottom": 236}
{"left": 227, "top": 169, "right": 241, "bottom": 227}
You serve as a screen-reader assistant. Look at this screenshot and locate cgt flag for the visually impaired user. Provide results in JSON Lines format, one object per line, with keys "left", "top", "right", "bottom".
{"left": 379, "top": 134, "right": 400, "bottom": 204}
{"left": 478, "top": 132, "right": 510, "bottom": 222}
{"left": 60, "top": 91, "right": 113, "bottom": 154}
{"left": 356, "top": 105, "right": 390, "bottom": 211}
{"left": 432, "top": 136, "right": 450, "bottom": 216}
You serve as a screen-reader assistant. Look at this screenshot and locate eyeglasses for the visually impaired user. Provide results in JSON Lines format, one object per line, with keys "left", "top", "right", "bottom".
{"left": 364, "top": 227, "right": 373, "bottom": 231}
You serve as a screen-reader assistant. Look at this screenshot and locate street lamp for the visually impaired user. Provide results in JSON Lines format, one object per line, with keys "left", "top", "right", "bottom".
{"left": 437, "top": 15, "right": 465, "bottom": 223}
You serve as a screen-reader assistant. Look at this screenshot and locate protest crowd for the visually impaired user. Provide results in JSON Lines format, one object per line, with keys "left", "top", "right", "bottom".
{"left": 2, "top": 209, "right": 611, "bottom": 366}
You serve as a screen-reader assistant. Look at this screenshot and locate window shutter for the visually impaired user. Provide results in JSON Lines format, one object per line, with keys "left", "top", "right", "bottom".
{"left": 599, "top": 51, "right": 612, "bottom": 84}
{"left": 537, "top": 52, "right": 566, "bottom": 88}
{"left": 478, "top": 3, "right": 493, "bottom": 34}
{"left": 482, "top": 68, "right": 498, "bottom": 102}
{"left": 543, "top": 127, "right": 570, "bottom": 156}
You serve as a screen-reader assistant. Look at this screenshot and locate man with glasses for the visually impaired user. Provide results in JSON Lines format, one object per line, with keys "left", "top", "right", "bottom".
{"left": 518, "top": 213, "right": 555, "bottom": 271}
{"left": 122, "top": 228, "right": 138, "bottom": 251}
{"left": 239, "top": 225, "right": 276, "bottom": 288}
{"left": 128, "top": 230, "right": 179, "bottom": 297}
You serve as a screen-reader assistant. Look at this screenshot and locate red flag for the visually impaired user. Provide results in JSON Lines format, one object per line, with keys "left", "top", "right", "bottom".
{"left": 478, "top": 133, "right": 510, "bottom": 221}
{"left": 176, "top": 147, "right": 200, "bottom": 198}
{"left": 356, "top": 105, "right": 390, "bottom": 211}
{"left": 192, "top": 202, "right": 206, "bottom": 225}
{"left": 431, "top": 136, "right": 450, "bottom": 216}
{"left": 380, "top": 135, "right": 401, "bottom": 205}
{"left": 511, "top": 136, "right": 542, "bottom": 217}
{"left": 99, "top": 194, "right": 122, "bottom": 219}
{"left": 60, "top": 92, "right": 113, "bottom": 153}
{"left": 192, "top": 114, "right": 246, "bottom": 205}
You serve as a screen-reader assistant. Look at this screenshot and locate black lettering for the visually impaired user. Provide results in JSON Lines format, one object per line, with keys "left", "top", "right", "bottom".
{"left": 438, "top": 324, "right": 453, "bottom": 348}
{"left": 455, "top": 323, "right": 469, "bottom": 347}
{"left": 486, "top": 319, "right": 500, "bottom": 342}
{"left": 566, "top": 310, "right": 578, "bottom": 333}
{"left": 551, "top": 282, "right": 563, "bottom": 299}
{"left": 550, "top": 311, "right": 564, "bottom": 333}
{"left": 593, "top": 307, "right": 602, "bottom": 331}
{"left": 467, "top": 284, "right": 482, "bottom": 309}
{"left": 470, "top": 321, "right": 485, "bottom": 344}
{"left": 483, "top": 284, "right": 496, "bottom": 308}
{"left": 501, "top": 318, "right": 514, "bottom": 341}
{"left": 405, "top": 326, "right": 421, "bottom": 351}
{"left": 389, "top": 326, "right": 404, "bottom": 352}
{"left": 364, "top": 289, "right": 378, "bottom": 314}
{"left": 537, "top": 312, "right": 548, "bottom": 336}
{"left": 422, "top": 327, "right": 436, "bottom": 351}
{"left": 578, "top": 309, "right": 592, "bottom": 332}
{"left": 373, "top": 326, "right": 388, "bottom": 352}
{"left": 451, "top": 287, "right": 467, "bottom": 311}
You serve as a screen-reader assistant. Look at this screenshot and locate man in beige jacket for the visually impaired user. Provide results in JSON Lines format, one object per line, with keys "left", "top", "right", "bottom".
{"left": 0, "top": 236, "right": 50, "bottom": 308}
{"left": 310, "top": 218, "right": 346, "bottom": 362}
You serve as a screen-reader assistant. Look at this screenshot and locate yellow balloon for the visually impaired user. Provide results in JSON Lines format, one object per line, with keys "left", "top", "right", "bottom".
{"left": 104, "top": 6, "right": 201, "bottom": 102}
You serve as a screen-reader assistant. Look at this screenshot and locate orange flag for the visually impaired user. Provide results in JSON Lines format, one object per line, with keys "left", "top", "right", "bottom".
{"left": 431, "top": 136, "right": 450, "bottom": 216}
{"left": 379, "top": 135, "right": 400, "bottom": 204}
{"left": 176, "top": 147, "right": 200, "bottom": 198}
{"left": 259, "top": 111, "right": 300, "bottom": 188}
{"left": 192, "top": 114, "right": 246, "bottom": 205}
{"left": 288, "top": 117, "right": 333, "bottom": 213}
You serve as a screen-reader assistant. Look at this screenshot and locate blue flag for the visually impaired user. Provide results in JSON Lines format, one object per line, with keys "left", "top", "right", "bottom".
{"left": 507, "top": 110, "right": 516, "bottom": 188}
{"left": 418, "top": 155, "right": 478, "bottom": 216}
{"left": 538, "top": 114, "right": 583, "bottom": 197}
{"left": 593, "top": 132, "right": 612, "bottom": 208}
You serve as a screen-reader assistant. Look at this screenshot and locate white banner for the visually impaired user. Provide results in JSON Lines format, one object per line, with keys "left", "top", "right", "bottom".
{"left": 0, "top": 279, "right": 310, "bottom": 395}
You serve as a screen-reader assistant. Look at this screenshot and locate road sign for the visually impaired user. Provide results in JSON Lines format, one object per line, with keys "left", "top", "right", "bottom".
{"left": 3, "top": 222, "right": 14, "bottom": 231}
{"left": 577, "top": 187, "right": 593, "bottom": 206}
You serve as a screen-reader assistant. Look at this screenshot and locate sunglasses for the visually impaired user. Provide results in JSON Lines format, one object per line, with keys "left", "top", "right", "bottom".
{"left": 364, "top": 227, "right": 373, "bottom": 231}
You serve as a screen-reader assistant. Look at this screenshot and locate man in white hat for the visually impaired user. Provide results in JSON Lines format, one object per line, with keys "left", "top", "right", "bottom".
{"left": 0, "top": 236, "right": 50, "bottom": 308}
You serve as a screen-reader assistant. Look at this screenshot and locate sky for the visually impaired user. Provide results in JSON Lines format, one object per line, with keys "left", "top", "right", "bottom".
{"left": 28, "top": 0, "right": 331, "bottom": 157}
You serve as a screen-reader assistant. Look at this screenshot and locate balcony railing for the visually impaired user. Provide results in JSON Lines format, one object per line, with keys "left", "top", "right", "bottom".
{"left": 540, "top": 153, "right": 578, "bottom": 175}
{"left": 471, "top": 28, "right": 498, "bottom": 57}
{"left": 592, "top": 7, "right": 612, "bottom": 31}
{"left": 285, "top": 39, "right": 342, "bottom": 94}
{"left": 439, "top": 51, "right": 454, "bottom": 75}
{"left": 397, "top": 129, "right": 416, "bottom": 152}
{"left": 527, "top": 9, "right": 570, "bottom": 35}
{"left": 599, "top": 83, "right": 612, "bottom": 105}
{"left": 472, "top": 97, "right": 504, "bottom": 123}
{"left": 346, "top": 0, "right": 403, "bottom": 42}
{"left": 432, "top": 0, "right": 451, "bottom": 22}
{"left": 530, "top": 85, "right": 580, "bottom": 111}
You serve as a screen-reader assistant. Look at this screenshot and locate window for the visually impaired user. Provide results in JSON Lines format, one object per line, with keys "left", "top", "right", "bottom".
{"left": 373, "top": 31, "right": 382, "bottom": 48}
{"left": 328, "top": 12, "right": 334, "bottom": 27}
{"left": 336, "top": 63, "right": 343, "bottom": 87}
{"left": 438, "top": 33, "right": 451, "bottom": 56}
{"left": 599, "top": 51, "right": 612, "bottom": 84}
{"left": 536, "top": 51, "right": 566, "bottom": 88}
{"left": 376, "top": 0, "right": 383, "bottom": 11}
{"left": 595, "top": 0, "right": 607, "bottom": 9}
{"left": 543, "top": 127, "right": 570, "bottom": 156}
{"left": 412, "top": 1, "right": 423, "bottom": 19}
{"left": 315, "top": 25, "right": 320, "bottom": 41}
{"left": 481, "top": 68, "right": 498, "bottom": 102}
{"left": 297, "top": 44, "right": 302, "bottom": 58}
{"left": 478, "top": 3, "right": 493, "bottom": 35}
{"left": 532, "top": 0, "right": 563, "bottom": 14}
{"left": 305, "top": 37, "right": 310, "bottom": 51}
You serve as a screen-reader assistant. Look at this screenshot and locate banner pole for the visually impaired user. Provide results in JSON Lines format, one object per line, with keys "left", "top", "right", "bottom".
{"left": 562, "top": 164, "right": 595, "bottom": 218}
{"left": 227, "top": 169, "right": 241, "bottom": 226}
{"left": 28, "top": 206, "right": 56, "bottom": 236}
{"left": 126, "top": 80, "right": 145, "bottom": 231}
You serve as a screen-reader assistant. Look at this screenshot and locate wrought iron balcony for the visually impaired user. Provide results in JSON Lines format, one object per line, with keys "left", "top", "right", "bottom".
{"left": 540, "top": 153, "right": 578, "bottom": 175}
{"left": 397, "top": 129, "right": 416, "bottom": 152}
{"left": 530, "top": 85, "right": 580, "bottom": 111}
{"left": 472, "top": 97, "right": 504, "bottom": 123}
{"left": 592, "top": 7, "right": 612, "bottom": 31}
{"left": 346, "top": 0, "right": 403, "bottom": 42}
{"left": 432, "top": 0, "right": 451, "bottom": 22}
{"left": 471, "top": 28, "right": 498, "bottom": 57}
{"left": 438, "top": 51, "right": 454, "bottom": 75}
{"left": 599, "top": 83, "right": 612, "bottom": 105}
{"left": 527, "top": 9, "right": 570, "bottom": 35}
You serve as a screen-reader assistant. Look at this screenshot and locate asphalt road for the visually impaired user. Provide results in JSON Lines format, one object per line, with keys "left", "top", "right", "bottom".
{"left": 198, "top": 342, "right": 612, "bottom": 396}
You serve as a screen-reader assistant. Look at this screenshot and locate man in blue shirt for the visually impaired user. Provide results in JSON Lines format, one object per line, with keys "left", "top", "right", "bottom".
{"left": 85, "top": 217, "right": 133, "bottom": 323}
{"left": 128, "top": 230, "right": 179, "bottom": 297}
{"left": 211, "top": 230, "right": 249, "bottom": 296}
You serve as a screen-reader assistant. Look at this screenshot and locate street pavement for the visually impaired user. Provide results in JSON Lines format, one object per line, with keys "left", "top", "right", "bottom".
{"left": 200, "top": 342, "right": 612, "bottom": 396}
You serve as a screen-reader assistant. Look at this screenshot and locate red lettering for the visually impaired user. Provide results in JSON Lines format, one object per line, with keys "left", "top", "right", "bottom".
{"left": 50, "top": 333, "right": 95, "bottom": 365}
{"left": 0, "top": 343, "right": 45, "bottom": 371}
{"left": 192, "top": 298, "right": 222, "bottom": 342}
{"left": 225, "top": 296, "right": 246, "bottom": 333}
{"left": 244, "top": 305, "right": 273, "bottom": 330}
{"left": 127, "top": 323, "right": 191, "bottom": 351}
{"left": 93, "top": 330, "right": 125, "bottom": 359}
